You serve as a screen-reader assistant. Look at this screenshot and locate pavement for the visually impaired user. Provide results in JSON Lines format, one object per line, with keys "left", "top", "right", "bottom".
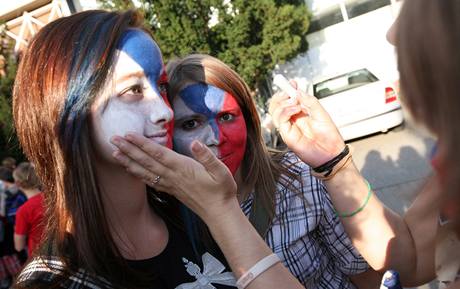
{"left": 349, "top": 121, "right": 435, "bottom": 215}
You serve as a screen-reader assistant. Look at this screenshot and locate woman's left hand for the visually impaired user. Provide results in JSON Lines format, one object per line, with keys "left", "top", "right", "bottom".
{"left": 110, "top": 134, "right": 238, "bottom": 221}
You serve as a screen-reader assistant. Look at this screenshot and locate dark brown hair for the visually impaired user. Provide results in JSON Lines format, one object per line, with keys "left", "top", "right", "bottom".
{"left": 13, "top": 10, "right": 168, "bottom": 288}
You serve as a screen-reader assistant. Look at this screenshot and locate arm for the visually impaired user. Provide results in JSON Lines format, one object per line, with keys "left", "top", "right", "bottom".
{"left": 110, "top": 135, "right": 304, "bottom": 289}
{"left": 268, "top": 83, "right": 438, "bottom": 285}
{"left": 14, "top": 233, "right": 27, "bottom": 252}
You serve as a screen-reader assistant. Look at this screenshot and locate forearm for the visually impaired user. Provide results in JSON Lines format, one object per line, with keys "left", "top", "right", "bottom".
{"left": 324, "top": 160, "right": 417, "bottom": 282}
{"left": 203, "top": 199, "right": 304, "bottom": 289}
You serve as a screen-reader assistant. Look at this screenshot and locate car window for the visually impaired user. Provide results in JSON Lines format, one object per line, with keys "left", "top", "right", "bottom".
{"left": 313, "top": 69, "right": 378, "bottom": 99}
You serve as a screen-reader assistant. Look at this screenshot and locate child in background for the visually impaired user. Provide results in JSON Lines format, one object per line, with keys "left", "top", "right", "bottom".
{"left": 13, "top": 162, "right": 44, "bottom": 258}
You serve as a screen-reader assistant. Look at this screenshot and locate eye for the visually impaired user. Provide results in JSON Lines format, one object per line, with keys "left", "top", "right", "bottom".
{"left": 130, "top": 84, "right": 143, "bottom": 94}
{"left": 119, "top": 84, "right": 144, "bottom": 102}
{"left": 181, "top": 119, "right": 201, "bottom": 130}
{"left": 219, "top": 113, "right": 235, "bottom": 123}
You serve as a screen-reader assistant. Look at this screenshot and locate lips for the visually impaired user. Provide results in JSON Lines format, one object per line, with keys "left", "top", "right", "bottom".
{"left": 146, "top": 130, "right": 169, "bottom": 145}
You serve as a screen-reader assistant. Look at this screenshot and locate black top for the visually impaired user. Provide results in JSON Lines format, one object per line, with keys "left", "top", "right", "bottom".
{"left": 127, "top": 221, "right": 236, "bottom": 288}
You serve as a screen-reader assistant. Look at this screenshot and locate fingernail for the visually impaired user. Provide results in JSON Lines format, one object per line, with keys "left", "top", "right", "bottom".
{"left": 191, "top": 141, "right": 204, "bottom": 153}
{"left": 112, "top": 150, "right": 121, "bottom": 159}
{"left": 110, "top": 136, "right": 121, "bottom": 146}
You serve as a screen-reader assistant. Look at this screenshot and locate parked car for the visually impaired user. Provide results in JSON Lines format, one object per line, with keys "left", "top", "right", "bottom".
{"left": 308, "top": 68, "right": 403, "bottom": 141}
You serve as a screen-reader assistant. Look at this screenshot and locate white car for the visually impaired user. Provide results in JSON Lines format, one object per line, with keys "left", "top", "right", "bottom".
{"left": 309, "top": 68, "right": 404, "bottom": 141}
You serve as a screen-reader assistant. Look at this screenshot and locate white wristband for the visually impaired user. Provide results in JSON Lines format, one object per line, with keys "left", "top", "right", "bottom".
{"left": 236, "top": 253, "right": 281, "bottom": 289}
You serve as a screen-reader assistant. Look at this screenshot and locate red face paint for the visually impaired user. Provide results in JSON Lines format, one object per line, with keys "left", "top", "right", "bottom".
{"left": 158, "top": 69, "right": 174, "bottom": 149}
{"left": 173, "top": 84, "right": 247, "bottom": 175}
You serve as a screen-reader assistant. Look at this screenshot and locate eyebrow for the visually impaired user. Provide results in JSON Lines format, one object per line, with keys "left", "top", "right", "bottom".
{"left": 174, "top": 114, "right": 204, "bottom": 122}
{"left": 115, "top": 71, "right": 145, "bottom": 83}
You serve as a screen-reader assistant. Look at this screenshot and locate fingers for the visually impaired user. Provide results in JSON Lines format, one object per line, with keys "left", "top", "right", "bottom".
{"left": 190, "top": 141, "right": 233, "bottom": 182}
{"left": 268, "top": 92, "right": 290, "bottom": 116}
{"left": 123, "top": 133, "right": 184, "bottom": 169}
{"left": 112, "top": 150, "right": 164, "bottom": 189}
{"left": 269, "top": 97, "right": 300, "bottom": 128}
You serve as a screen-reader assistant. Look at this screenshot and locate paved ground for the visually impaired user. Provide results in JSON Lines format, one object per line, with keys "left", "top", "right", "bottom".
{"left": 348, "top": 121, "right": 438, "bottom": 289}
{"left": 349, "top": 121, "right": 435, "bottom": 215}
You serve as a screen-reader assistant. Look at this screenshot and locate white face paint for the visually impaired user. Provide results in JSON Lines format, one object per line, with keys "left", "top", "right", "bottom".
{"left": 91, "top": 30, "right": 173, "bottom": 162}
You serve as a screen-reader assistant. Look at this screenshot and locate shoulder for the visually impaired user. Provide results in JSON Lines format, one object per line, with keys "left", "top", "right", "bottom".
{"left": 16, "top": 257, "right": 113, "bottom": 289}
{"left": 272, "top": 152, "right": 328, "bottom": 225}
{"left": 276, "top": 151, "right": 327, "bottom": 206}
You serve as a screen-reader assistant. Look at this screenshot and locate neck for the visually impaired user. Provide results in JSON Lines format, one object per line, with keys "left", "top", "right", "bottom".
{"left": 22, "top": 188, "right": 40, "bottom": 199}
{"left": 94, "top": 159, "right": 167, "bottom": 259}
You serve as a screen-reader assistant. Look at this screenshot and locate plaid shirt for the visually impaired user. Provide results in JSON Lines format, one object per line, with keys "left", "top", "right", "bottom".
{"left": 241, "top": 153, "right": 369, "bottom": 289}
{"left": 16, "top": 257, "right": 114, "bottom": 289}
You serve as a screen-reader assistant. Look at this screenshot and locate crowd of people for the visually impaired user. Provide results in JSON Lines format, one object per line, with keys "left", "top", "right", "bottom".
{"left": 0, "top": 158, "right": 44, "bottom": 288}
{"left": 0, "top": 0, "right": 459, "bottom": 288}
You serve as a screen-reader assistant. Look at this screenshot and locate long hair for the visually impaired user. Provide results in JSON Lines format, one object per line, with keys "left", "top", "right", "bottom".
{"left": 166, "top": 55, "right": 295, "bottom": 238}
{"left": 13, "top": 10, "right": 168, "bottom": 288}
{"left": 397, "top": 0, "right": 460, "bottom": 230}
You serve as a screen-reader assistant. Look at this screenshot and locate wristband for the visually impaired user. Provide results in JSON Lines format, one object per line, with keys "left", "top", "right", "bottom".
{"left": 312, "top": 145, "right": 353, "bottom": 180}
{"left": 236, "top": 253, "right": 281, "bottom": 289}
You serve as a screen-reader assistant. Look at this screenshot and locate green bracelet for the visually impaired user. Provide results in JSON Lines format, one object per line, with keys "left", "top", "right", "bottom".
{"left": 334, "top": 180, "right": 373, "bottom": 218}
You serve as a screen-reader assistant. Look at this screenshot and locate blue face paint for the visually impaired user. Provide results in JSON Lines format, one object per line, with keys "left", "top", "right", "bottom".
{"left": 174, "top": 83, "right": 247, "bottom": 175}
{"left": 117, "top": 29, "right": 164, "bottom": 96}
{"left": 178, "top": 84, "right": 225, "bottom": 139}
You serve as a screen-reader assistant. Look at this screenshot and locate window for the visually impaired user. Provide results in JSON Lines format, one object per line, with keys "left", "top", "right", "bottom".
{"left": 345, "top": 0, "right": 391, "bottom": 19}
{"left": 308, "top": 5, "right": 344, "bottom": 33}
{"left": 313, "top": 69, "right": 378, "bottom": 99}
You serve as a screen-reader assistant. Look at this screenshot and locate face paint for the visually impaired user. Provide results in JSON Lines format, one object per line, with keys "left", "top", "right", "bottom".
{"left": 91, "top": 29, "right": 173, "bottom": 162}
{"left": 173, "top": 83, "right": 247, "bottom": 175}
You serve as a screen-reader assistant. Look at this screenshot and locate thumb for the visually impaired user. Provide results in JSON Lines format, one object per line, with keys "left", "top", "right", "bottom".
{"left": 190, "top": 140, "right": 230, "bottom": 179}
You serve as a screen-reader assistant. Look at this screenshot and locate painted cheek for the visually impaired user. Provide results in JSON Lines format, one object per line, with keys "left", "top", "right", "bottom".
{"left": 163, "top": 98, "right": 174, "bottom": 149}
{"left": 217, "top": 93, "right": 247, "bottom": 175}
{"left": 100, "top": 100, "right": 145, "bottom": 150}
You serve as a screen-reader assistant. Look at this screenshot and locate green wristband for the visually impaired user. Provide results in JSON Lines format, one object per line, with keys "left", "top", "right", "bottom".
{"left": 333, "top": 180, "right": 372, "bottom": 218}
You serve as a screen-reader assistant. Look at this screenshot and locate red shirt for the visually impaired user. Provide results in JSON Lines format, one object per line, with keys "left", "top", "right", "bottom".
{"left": 14, "top": 193, "right": 45, "bottom": 256}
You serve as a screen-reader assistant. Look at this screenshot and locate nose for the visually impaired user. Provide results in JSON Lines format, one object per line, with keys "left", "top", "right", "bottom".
{"left": 145, "top": 85, "right": 173, "bottom": 126}
{"left": 149, "top": 100, "right": 173, "bottom": 126}
{"left": 203, "top": 122, "right": 220, "bottom": 146}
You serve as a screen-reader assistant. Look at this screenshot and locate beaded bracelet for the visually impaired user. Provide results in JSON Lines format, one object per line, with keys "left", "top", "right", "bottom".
{"left": 333, "top": 180, "right": 373, "bottom": 218}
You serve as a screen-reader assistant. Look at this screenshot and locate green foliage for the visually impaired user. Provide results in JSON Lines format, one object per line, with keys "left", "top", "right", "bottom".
{"left": 0, "top": 24, "right": 22, "bottom": 162}
{"left": 99, "top": 0, "right": 310, "bottom": 104}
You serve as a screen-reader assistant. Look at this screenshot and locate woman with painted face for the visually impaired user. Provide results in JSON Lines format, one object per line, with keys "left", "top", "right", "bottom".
{"left": 112, "top": 54, "right": 382, "bottom": 288}
{"left": 12, "top": 9, "right": 307, "bottom": 289}
{"left": 13, "top": 10, "right": 215, "bottom": 289}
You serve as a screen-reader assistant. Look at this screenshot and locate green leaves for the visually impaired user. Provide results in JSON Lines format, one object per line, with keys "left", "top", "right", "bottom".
{"left": 0, "top": 23, "right": 21, "bottom": 160}
{"left": 99, "top": 0, "right": 310, "bottom": 102}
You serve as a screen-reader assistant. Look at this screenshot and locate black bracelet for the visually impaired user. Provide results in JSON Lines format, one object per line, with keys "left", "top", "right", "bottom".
{"left": 313, "top": 145, "right": 350, "bottom": 177}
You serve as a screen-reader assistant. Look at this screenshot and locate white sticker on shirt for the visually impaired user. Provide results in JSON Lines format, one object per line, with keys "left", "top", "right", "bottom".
{"left": 175, "top": 252, "right": 236, "bottom": 289}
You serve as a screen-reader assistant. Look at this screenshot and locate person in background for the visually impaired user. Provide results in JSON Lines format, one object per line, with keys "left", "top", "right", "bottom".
{"left": 0, "top": 166, "right": 26, "bottom": 288}
{"left": 13, "top": 162, "right": 45, "bottom": 258}
{"left": 2, "top": 158, "right": 17, "bottom": 171}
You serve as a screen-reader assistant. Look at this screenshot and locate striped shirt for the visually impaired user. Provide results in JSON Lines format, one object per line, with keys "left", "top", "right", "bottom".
{"left": 240, "top": 153, "right": 369, "bottom": 288}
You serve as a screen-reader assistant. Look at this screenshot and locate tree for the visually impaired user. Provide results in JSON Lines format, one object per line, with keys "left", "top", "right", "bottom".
{"left": 99, "top": 0, "right": 310, "bottom": 106}
{"left": 0, "top": 23, "right": 22, "bottom": 162}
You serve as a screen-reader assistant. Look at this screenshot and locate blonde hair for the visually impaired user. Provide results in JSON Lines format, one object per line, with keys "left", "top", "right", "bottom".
{"left": 13, "top": 162, "right": 41, "bottom": 190}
